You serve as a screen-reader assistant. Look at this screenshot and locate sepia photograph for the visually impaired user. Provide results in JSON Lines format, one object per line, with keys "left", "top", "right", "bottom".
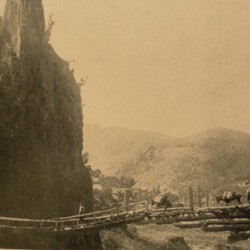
{"left": 1, "top": 0, "right": 250, "bottom": 249}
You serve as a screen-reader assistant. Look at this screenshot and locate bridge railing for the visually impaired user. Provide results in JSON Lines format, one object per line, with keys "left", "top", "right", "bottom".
{"left": 0, "top": 200, "right": 148, "bottom": 230}
{"left": 1, "top": 203, "right": 250, "bottom": 238}
{"left": 51, "top": 200, "right": 148, "bottom": 228}
{"left": 0, "top": 216, "right": 57, "bottom": 229}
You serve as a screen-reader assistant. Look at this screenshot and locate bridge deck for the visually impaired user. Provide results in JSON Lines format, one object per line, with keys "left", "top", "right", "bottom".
{"left": 0, "top": 201, "right": 148, "bottom": 232}
{"left": 0, "top": 203, "right": 250, "bottom": 241}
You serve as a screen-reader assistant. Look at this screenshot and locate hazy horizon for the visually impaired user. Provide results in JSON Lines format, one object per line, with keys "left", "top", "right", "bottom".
{"left": 1, "top": 0, "right": 250, "bottom": 137}
{"left": 84, "top": 122, "right": 250, "bottom": 137}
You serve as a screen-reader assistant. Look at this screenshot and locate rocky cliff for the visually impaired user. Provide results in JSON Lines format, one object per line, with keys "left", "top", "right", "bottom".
{"left": 0, "top": 0, "right": 101, "bottom": 249}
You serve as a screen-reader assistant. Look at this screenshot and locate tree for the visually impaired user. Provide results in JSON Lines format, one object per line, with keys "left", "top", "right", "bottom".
{"left": 93, "top": 186, "right": 118, "bottom": 210}
{"left": 82, "top": 152, "right": 92, "bottom": 175}
{"left": 93, "top": 169, "right": 101, "bottom": 178}
{"left": 45, "top": 14, "right": 55, "bottom": 42}
{"left": 120, "top": 176, "right": 136, "bottom": 188}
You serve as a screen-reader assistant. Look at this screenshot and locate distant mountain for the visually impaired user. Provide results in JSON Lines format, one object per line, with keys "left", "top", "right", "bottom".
{"left": 84, "top": 125, "right": 250, "bottom": 196}
{"left": 83, "top": 124, "right": 172, "bottom": 175}
{"left": 117, "top": 128, "right": 250, "bottom": 195}
{"left": 186, "top": 127, "right": 250, "bottom": 143}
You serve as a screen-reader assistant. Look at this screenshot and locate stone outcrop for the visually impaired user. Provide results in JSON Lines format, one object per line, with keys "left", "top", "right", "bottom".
{"left": 0, "top": 0, "right": 101, "bottom": 249}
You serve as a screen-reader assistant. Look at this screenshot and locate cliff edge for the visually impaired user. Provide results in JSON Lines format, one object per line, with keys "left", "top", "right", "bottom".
{"left": 0, "top": 0, "right": 101, "bottom": 249}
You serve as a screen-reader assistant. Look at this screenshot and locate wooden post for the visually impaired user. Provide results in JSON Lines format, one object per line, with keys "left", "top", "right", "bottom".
{"left": 116, "top": 208, "right": 120, "bottom": 222}
{"left": 124, "top": 189, "right": 129, "bottom": 211}
{"left": 189, "top": 186, "right": 194, "bottom": 209}
{"left": 163, "top": 205, "right": 167, "bottom": 223}
{"left": 184, "top": 193, "right": 188, "bottom": 207}
{"left": 246, "top": 190, "right": 250, "bottom": 204}
{"left": 206, "top": 192, "right": 210, "bottom": 207}
{"left": 137, "top": 191, "right": 142, "bottom": 202}
{"left": 197, "top": 184, "right": 202, "bottom": 208}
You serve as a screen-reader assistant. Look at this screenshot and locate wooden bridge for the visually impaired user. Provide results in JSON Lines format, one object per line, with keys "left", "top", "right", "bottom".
{"left": 1, "top": 202, "right": 250, "bottom": 243}
{"left": 0, "top": 201, "right": 148, "bottom": 233}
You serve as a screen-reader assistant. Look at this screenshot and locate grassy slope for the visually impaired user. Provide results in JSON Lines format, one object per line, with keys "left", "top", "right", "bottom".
{"left": 84, "top": 124, "right": 171, "bottom": 175}
{"left": 118, "top": 128, "right": 250, "bottom": 196}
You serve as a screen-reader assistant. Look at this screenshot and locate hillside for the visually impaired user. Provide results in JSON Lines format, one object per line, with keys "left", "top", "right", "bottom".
{"left": 114, "top": 128, "right": 250, "bottom": 196}
{"left": 84, "top": 124, "right": 172, "bottom": 175}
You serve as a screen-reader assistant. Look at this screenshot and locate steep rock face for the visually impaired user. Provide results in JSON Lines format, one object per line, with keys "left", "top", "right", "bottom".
{"left": 0, "top": 2, "right": 103, "bottom": 249}
{"left": 0, "top": 0, "right": 92, "bottom": 220}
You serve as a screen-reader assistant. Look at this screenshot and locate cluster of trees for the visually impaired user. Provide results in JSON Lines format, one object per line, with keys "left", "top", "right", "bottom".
{"left": 92, "top": 173, "right": 136, "bottom": 210}
{"left": 83, "top": 152, "right": 180, "bottom": 210}
{"left": 83, "top": 153, "right": 135, "bottom": 188}
{"left": 93, "top": 186, "right": 118, "bottom": 211}
{"left": 45, "top": 14, "right": 55, "bottom": 42}
{"left": 86, "top": 165, "right": 136, "bottom": 188}
{"left": 99, "top": 175, "right": 135, "bottom": 188}
{"left": 83, "top": 152, "right": 136, "bottom": 210}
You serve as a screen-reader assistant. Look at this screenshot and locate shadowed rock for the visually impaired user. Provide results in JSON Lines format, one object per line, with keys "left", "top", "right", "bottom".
{"left": 162, "top": 237, "right": 191, "bottom": 250}
{"left": 0, "top": 0, "right": 101, "bottom": 249}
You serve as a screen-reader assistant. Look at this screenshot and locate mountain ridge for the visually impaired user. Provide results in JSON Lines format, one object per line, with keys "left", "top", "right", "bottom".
{"left": 84, "top": 123, "right": 172, "bottom": 175}
{"left": 84, "top": 125, "right": 250, "bottom": 195}
{"left": 184, "top": 127, "right": 250, "bottom": 141}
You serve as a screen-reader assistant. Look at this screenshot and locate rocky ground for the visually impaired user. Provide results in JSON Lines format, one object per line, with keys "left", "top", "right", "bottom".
{"left": 101, "top": 224, "right": 250, "bottom": 250}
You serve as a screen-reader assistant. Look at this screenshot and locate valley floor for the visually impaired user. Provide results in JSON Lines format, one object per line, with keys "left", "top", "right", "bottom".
{"left": 101, "top": 224, "right": 250, "bottom": 250}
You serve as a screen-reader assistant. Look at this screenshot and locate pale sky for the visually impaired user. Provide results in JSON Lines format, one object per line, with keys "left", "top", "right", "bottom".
{"left": 1, "top": 0, "right": 250, "bottom": 137}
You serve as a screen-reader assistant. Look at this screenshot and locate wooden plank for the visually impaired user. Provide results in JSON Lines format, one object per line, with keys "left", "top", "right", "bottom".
{"left": 54, "top": 207, "right": 117, "bottom": 220}
{"left": 0, "top": 217, "right": 55, "bottom": 223}
{"left": 204, "top": 218, "right": 250, "bottom": 225}
{"left": 174, "top": 221, "right": 204, "bottom": 228}
{"left": 203, "top": 224, "right": 250, "bottom": 232}
{"left": 175, "top": 214, "right": 217, "bottom": 222}
{"left": 153, "top": 207, "right": 191, "bottom": 212}
{"left": 175, "top": 218, "right": 250, "bottom": 230}
{"left": 195, "top": 204, "right": 250, "bottom": 213}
